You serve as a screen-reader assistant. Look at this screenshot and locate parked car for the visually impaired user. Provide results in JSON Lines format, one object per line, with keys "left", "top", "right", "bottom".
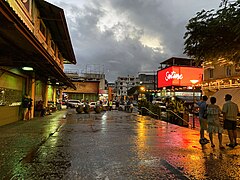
{"left": 89, "top": 102, "right": 97, "bottom": 109}
{"left": 66, "top": 100, "right": 81, "bottom": 108}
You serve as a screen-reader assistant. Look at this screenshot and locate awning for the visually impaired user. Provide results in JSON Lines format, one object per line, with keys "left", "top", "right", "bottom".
{"left": 207, "top": 88, "right": 240, "bottom": 109}
{"left": 36, "top": 0, "right": 76, "bottom": 64}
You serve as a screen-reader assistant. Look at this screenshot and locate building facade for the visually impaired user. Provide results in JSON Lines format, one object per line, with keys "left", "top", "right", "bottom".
{"left": 202, "top": 59, "right": 240, "bottom": 108}
{"left": 0, "top": 0, "right": 76, "bottom": 126}
{"left": 156, "top": 57, "right": 203, "bottom": 102}
{"left": 115, "top": 76, "right": 139, "bottom": 99}
{"left": 64, "top": 72, "right": 101, "bottom": 102}
{"left": 138, "top": 73, "right": 157, "bottom": 90}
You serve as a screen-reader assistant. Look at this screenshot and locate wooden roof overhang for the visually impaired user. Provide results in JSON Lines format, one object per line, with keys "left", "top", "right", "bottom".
{"left": 0, "top": 1, "right": 76, "bottom": 89}
{"left": 36, "top": 0, "right": 76, "bottom": 64}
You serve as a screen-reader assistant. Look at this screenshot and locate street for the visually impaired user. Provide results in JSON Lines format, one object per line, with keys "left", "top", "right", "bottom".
{"left": 1, "top": 109, "right": 240, "bottom": 179}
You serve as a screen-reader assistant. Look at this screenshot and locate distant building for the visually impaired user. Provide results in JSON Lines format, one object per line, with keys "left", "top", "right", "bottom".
{"left": 64, "top": 71, "right": 105, "bottom": 102}
{"left": 138, "top": 73, "right": 157, "bottom": 90}
{"left": 115, "top": 76, "right": 139, "bottom": 99}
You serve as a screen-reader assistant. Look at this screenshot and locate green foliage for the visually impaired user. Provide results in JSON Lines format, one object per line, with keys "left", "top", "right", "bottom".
{"left": 168, "top": 99, "right": 185, "bottom": 113}
{"left": 184, "top": 0, "right": 240, "bottom": 64}
{"left": 138, "top": 99, "right": 150, "bottom": 109}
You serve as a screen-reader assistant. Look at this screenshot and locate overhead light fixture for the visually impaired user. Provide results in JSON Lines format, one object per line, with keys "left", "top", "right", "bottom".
{"left": 22, "top": 67, "right": 33, "bottom": 71}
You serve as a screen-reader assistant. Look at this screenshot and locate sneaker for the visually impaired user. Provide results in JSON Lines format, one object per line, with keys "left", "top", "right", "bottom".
{"left": 199, "top": 138, "right": 209, "bottom": 145}
{"left": 226, "top": 143, "right": 235, "bottom": 148}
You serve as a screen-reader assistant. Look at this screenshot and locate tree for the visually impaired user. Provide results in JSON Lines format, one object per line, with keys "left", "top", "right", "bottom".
{"left": 184, "top": 0, "right": 240, "bottom": 65}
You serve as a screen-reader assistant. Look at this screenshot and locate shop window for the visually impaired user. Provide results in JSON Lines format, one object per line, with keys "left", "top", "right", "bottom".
{"left": 0, "top": 88, "right": 22, "bottom": 106}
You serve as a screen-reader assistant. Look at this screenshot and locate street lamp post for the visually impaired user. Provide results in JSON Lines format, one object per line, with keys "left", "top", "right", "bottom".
{"left": 190, "top": 80, "right": 199, "bottom": 128}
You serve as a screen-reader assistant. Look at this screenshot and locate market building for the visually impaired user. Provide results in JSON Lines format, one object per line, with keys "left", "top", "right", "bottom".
{"left": 0, "top": 0, "right": 76, "bottom": 126}
{"left": 202, "top": 59, "right": 240, "bottom": 108}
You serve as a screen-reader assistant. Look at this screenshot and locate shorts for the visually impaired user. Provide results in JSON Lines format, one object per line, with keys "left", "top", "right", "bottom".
{"left": 199, "top": 117, "right": 207, "bottom": 130}
{"left": 224, "top": 119, "right": 237, "bottom": 130}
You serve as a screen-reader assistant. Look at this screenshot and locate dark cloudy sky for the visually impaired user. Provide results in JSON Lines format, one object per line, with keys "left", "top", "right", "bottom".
{"left": 47, "top": 0, "right": 221, "bottom": 82}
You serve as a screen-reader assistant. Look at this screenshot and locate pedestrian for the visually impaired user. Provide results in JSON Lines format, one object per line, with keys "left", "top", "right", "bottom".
{"left": 27, "top": 97, "right": 33, "bottom": 120}
{"left": 36, "top": 100, "right": 45, "bottom": 117}
{"left": 22, "top": 94, "right": 30, "bottom": 120}
{"left": 206, "top": 97, "right": 225, "bottom": 149}
{"left": 109, "top": 100, "right": 113, "bottom": 111}
{"left": 222, "top": 94, "right": 239, "bottom": 148}
{"left": 195, "top": 95, "right": 209, "bottom": 144}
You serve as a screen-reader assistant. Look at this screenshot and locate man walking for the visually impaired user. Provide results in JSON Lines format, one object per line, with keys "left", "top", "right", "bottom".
{"left": 222, "top": 94, "right": 239, "bottom": 148}
{"left": 196, "top": 95, "right": 209, "bottom": 144}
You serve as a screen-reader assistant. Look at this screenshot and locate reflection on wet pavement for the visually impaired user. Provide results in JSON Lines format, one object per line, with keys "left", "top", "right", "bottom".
{"left": 1, "top": 109, "right": 240, "bottom": 179}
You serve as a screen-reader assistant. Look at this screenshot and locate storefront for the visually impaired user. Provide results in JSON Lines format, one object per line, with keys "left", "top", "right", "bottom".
{"left": 0, "top": 68, "right": 26, "bottom": 126}
{"left": 157, "top": 66, "right": 203, "bottom": 102}
{"left": 0, "top": 1, "right": 76, "bottom": 126}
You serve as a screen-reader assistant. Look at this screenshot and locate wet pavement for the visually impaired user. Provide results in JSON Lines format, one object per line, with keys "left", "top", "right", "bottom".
{"left": 1, "top": 109, "right": 240, "bottom": 179}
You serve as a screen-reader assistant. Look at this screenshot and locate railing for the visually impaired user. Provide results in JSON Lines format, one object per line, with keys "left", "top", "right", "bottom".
{"left": 140, "top": 107, "right": 159, "bottom": 119}
{"left": 202, "top": 83, "right": 240, "bottom": 91}
{"left": 139, "top": 106, "right": 191, "bottom": 128}
{"left": 166, "top": 110, "right": 191, "bottom": 128}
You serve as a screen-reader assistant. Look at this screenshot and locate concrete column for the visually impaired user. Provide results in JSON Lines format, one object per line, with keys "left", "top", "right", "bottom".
{"left": 44, "top": 84, "right": 49, "bottom": 108}
{"left": 30, "top": 74, "right": 35, "bottom": 119}
{"left": 53, "top": 86, "right": 56, "bottom": 105}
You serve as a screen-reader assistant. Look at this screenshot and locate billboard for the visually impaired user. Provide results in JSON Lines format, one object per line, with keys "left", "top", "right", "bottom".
{"left": 157, "top": 66, "right": 203, "bottom": 88}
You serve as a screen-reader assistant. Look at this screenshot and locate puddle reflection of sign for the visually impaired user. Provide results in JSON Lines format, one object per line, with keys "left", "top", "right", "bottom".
{"left": 157, "top": 66, "right": 203, "bottom": 88}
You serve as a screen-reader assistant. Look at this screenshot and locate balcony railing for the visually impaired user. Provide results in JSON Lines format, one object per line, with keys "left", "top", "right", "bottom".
{"left": 202, "top": 82, "right": 240, "bottom": 91}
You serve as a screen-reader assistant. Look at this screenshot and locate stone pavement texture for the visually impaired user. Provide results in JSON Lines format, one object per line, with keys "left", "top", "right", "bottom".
{"left": 0, "top": 109, "right": 240, "bottom": 179}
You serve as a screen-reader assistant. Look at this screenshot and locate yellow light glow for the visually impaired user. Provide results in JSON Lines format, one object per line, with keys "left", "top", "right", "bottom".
{"left": 22, "top": 67, "right": 33, "bottom": 71}
{"left": 140, "top": 86, "right": 145, "bottom": 91}
{"left": 190, "top": 80, "right": 199, "bottom": 84}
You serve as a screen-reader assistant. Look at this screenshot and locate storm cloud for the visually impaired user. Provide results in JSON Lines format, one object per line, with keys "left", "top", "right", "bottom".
{"left": 48, "top": 0, "right": 220, "bottom": 82}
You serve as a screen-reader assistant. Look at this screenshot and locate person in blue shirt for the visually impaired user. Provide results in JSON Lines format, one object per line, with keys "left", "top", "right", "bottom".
{"left": 195, "top": 95, "right": 209, "bottom": 144}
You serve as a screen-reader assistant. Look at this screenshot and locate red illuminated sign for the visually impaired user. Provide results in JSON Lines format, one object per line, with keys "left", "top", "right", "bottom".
{"left": 157, "top": 66, "right": 203, "bottom": 88}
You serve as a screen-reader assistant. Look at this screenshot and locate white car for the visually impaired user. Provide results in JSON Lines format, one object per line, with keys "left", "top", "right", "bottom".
{"left": 66, "top": 100, "right": 81, "bottom": 108}
{"left": 89, "top": 102, "right": 97, "bottom": 109}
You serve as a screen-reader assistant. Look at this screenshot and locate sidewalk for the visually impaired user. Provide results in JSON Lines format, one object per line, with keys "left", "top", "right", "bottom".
{"left": 0, "top": 110, "right": 67, "bottom": 179}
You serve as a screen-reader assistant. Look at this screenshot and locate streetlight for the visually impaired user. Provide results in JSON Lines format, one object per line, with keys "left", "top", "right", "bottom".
{"left": 140, "top": 86, "right": 145, "bottom": 100}
{"left": 190, "top": 79, "right": 199, "bottom": 128}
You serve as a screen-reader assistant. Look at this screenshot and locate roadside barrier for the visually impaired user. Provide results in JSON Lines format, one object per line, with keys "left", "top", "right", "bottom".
{"left": 140, "top": 107, "right": 159, "bottom": 119}
{"left": 139, "top": 107, "right": 191, "bottom": 128}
